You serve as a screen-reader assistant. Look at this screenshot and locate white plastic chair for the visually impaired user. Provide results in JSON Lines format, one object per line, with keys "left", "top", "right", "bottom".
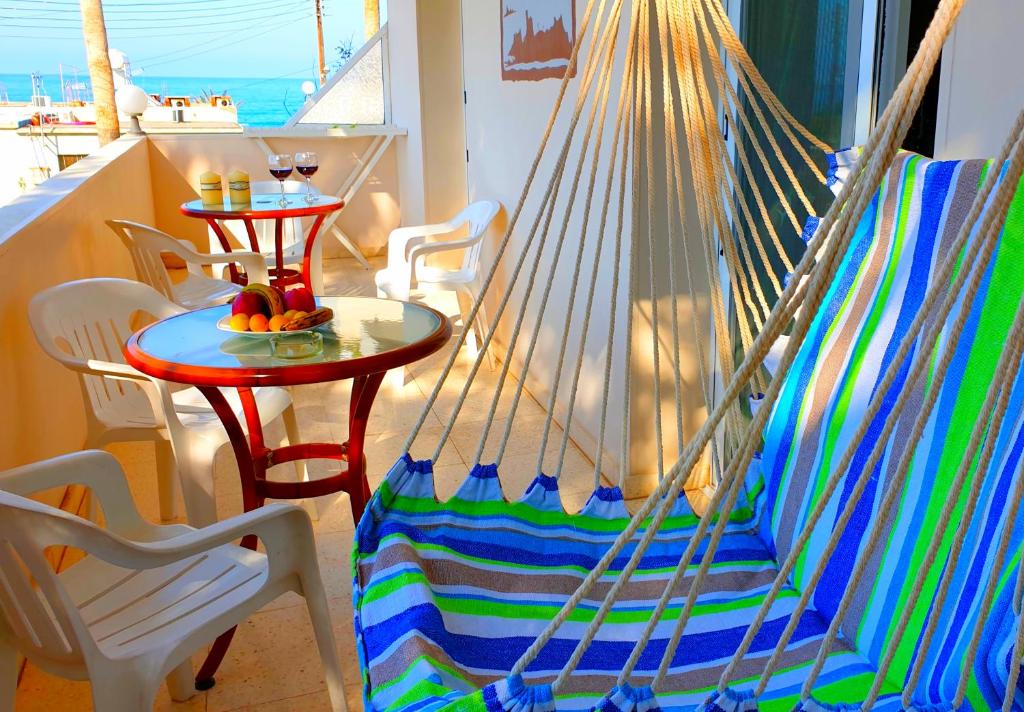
{"left": 29, "top": 278, "right": 305, "bottom": 528}
{"left": 374, "top": 200, "right": 501, "bottom": 361}
{"left": 222, "top": 180, "right": 328, "bottom": 294}
{"left": 107, "top": 220, "right": 269, "bottom": 310}
{"left": 0, "top": 450, "right": 346, "bottom": 712}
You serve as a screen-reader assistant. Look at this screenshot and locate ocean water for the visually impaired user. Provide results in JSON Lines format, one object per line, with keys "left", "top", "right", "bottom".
{"left": 0, "top": 72, "right": 305, "bottom": 126}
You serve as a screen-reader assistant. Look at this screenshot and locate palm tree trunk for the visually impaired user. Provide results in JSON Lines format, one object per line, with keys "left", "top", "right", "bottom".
{"left": 365, "top": 0, "right": 380, "bottom": 39}
{"left": 80, "top": 0, "right": 119, "bottom": 146}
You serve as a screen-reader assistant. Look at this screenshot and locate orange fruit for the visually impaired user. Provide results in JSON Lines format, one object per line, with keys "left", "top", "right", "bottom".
{"left": 249, "top": 314, "right": 270, "bottom": 333}
{"left": 269, "top": 314, "right": 289, "bottom": 332}
{"left": 229, "top": 313, "right": 250, "bottom": 332}
{"left": 283, "top": 310, "right": 299, "bottom": 321}
{"left": 292, "top": 311, "right": 307, "bottom": 320}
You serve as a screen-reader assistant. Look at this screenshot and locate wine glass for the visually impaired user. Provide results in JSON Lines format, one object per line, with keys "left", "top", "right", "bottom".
{"left": 295, "top": 151, "right": 319, "bottom": 204}
{"left": 268, "top": 153, "right": 293, "bottom": 208}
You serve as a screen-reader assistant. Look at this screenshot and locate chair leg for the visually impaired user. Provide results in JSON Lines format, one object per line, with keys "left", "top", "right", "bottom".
{"left": 282, "top": 404, "right": 318, "bottom": 521}
{"left": 155, "top": 439, "right": 181, "bottom": 523}
{"left": 474, "top": 297, "right": 495, "bottom": 371}
{"left": 165, "top": 659, "right": 196, "bottom": 702}
{"left": 174, "top": 438, "right": 220, "bottom": 528}
{"left": 454, "top": 289, "right": 478, "bottom": 359}
{"left": 300, "top": 573, "right": 348, "bottom": 712}
{"left": 0, "top": 634, "right": 16, "bottom": 711}
{"left": 457, "top": 287, "right": 494, "bottom": 370}
{"left": 91, "top": 671, "right": 157, "bottom": 712}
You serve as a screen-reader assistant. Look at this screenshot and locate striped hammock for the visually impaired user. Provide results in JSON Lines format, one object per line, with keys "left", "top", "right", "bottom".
{"left": 354, "top": 151, "right": 1024, "bottom": 711}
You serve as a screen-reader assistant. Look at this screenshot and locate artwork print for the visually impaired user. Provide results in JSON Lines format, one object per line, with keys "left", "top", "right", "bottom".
{"left": 501, "top": 0, "right": 577, "bottom": 82}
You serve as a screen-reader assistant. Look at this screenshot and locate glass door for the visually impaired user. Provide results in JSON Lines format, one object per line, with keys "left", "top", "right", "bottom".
{"left": 711, "top": 0, "right": 881, "bottom": 427}
{"left": 729, "top": 0, "right": 877, "bottom": 281}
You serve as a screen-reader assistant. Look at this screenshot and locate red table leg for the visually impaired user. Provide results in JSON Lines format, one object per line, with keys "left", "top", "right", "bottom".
{"left": 193, "top": 386, "right": 263, "bottom": 690}
{"left": 274, "top": 217, "right": 285, "bottom": 287}
{"left": 192, "top": 373, "right": 385, "bottom": 686}
{"left": 303, "top": 213, "right": 329, "bottom": 293}
{"left": 347, "top": 372, "right": 384, "bottom": 511}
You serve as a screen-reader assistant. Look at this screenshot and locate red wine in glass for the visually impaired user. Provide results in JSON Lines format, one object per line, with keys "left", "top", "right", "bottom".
{"left": 268, "top": 154, "right": 293, "bottom": 207}
{"left": 295, "top": 152, "right": 319, "bottom": 203}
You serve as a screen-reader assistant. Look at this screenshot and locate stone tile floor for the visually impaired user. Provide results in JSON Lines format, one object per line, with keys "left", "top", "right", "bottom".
{"left": 15, "top": 256, "right": 615, "bottom": 711}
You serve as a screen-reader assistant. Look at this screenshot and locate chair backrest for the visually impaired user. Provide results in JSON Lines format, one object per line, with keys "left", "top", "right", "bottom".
{"left": 28, "top": 278, "right": 182, "bottom": 427}
{"left": 107, "top": 220, "right": 181, "bottom": 301}
{"left": 450, "top": 200, "right": 501, "bottom": 275}
{"left": 757, "top": 151, "right": 1024, "bottom": 699}
{"left": 247, "top": 180, "right": 320, "bottom": 253}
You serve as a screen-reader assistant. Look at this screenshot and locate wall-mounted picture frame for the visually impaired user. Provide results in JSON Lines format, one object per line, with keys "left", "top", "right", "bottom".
{"left": 501, "top": 0, "right": 577, "bottom": 82}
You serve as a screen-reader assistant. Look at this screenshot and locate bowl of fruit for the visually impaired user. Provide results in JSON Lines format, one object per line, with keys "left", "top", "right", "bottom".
{"left": 219, "top": 284, "right": 334, "bottom": 336}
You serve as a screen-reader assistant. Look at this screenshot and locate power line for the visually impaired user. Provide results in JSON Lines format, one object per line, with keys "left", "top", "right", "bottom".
{"left": 0, "top": 0, "right": 307, "bottom": 20}
{"left": 0, "top": 4, "right": 313, "bottom": 41}
{"left": 0, "top": 19, "right": 305, "bottom": 40}
{"left": 136, "top": 14, "right": 314, "bottom": 70}
{"left": 0, "top": 6, "right": 310, "bottom": 30}
{"left": 2, "top": 0, "right": 301, "bottom": 12}
{"left": 6, "top": 0, "right": 301, "bottom": 7}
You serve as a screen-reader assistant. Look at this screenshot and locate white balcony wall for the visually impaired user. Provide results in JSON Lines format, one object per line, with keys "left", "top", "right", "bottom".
{"left": 0, "top": 138, "right": 150, "bottom": 476}
{"left": 387, "top": 0, "right": 469, "bottom": 229}
{"left": 458, "top": 0, "right": 643, "bottom": 487}
{"left": 934, "top": 0, "right": 1024, "bottom": 159}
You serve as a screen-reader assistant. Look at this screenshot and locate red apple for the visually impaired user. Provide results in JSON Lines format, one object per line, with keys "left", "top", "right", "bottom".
{"left": 232, "top": 291, "right": 267, "bottom": 317}
{"left": 284, "top": 287, "right": 316, "bottom": 313}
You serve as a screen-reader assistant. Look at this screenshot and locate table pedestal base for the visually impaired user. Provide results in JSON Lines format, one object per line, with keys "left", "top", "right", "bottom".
{"left": 193, "top": 372, "right": 384, "bottom": 687}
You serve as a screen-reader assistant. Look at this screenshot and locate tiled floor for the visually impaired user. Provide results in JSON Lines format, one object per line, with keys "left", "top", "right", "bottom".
{"left": 15, "top": 256, "right": 610, "bottom": 711}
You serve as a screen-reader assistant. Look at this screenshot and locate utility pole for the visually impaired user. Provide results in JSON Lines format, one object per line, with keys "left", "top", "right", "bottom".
{"left": 365, "top": 0, "right": 380, "bottom": 40}
{"left": 315, "top": 0, "right": 327, "bottom": 84}
{"left": 79, "top": 0, "right": 119, "bottom": 145}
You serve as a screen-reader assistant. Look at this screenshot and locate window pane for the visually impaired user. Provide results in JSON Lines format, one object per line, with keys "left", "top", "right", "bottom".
{"left": 733, "top": 0, "right": 863, "bottom": 310}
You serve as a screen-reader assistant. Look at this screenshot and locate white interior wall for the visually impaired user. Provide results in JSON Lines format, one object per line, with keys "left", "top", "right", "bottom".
{"left": 460, "top": 0, "right": 633, "bottom": 482}
{"left": 934, "top": 0, "right": 1024, "bottom": 159}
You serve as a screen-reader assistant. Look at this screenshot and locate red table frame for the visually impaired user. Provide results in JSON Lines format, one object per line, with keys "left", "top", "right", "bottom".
{"left": 181, "top": 197, "right": 344, "bottom": 291}
{"left": 125, "top": 301, "right": 450, "bottom": 689}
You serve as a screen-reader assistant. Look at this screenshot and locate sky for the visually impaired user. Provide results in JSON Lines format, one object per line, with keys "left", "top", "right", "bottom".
{"left": 0, "top": 0, "right": 381, "bottom": 79}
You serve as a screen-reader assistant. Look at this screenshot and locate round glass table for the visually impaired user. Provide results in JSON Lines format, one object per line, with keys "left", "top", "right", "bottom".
{"left": 181, "top": 193, "right": 343, "bottom": 291}
{"left": 126, "top": 296, "right": 450, "bottom": 514}
{"left": 125, "top": 295, "right": 450, "bottom": 687}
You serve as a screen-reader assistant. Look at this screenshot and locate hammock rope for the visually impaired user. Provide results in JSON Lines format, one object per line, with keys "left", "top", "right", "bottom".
{"left": 480, "top": 0, "right": 627, "bottom": 470}
{"left": 512, "top": 0, "right": 971, "bottom": 692}
{"left": 471, "top": 31, "right": 608, "bottom": 462}
{"left": 661, "top": 0, "right": 989, "bottom": 692}
{"left": 404, "top": 0, "right": 605, "bottom": 458}
{"left": 364, "top": 0, "right": 1024, "bottom": 706}
{"left": 532, "top": 0, "right": 626, "bottom": 484}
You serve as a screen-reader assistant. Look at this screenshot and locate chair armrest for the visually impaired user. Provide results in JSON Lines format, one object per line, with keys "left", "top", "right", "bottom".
{"left": 195, "top": 251, "right": 269, "bottom": 285}
{"left": 58, "top": 357, "right": 172, "bottom": 430}
{"left": 61, "top": 355, "right": 151, "bottom": 383}
{"left": 389, "top": 221, "right": 461, "bottom": 243}
{"left": 407, "top": 236, "right": 481, "bottom": 283}
{"left": 0, "top": 451, "right": 153, "bottom": 538}
{"left": 87, "top": 503, "right": 314, "bottom": 577}
{"left": 165, "top": 237, "right": 269, "bottom": 285}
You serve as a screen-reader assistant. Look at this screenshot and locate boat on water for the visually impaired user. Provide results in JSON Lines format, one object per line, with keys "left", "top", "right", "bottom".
{"left": 0, "top": 50, "right": 242, "bottom": 206}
